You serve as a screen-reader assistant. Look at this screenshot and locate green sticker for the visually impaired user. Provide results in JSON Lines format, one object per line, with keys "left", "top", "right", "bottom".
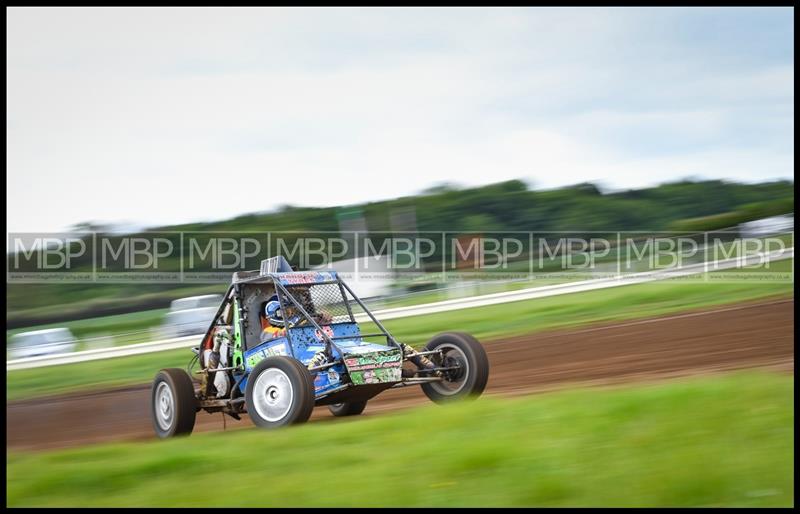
{"left": 350, "top": 367, "right": 402, "bottom": 385}
{"left": 232, "top": 299, "right": 244, "bottom": 369}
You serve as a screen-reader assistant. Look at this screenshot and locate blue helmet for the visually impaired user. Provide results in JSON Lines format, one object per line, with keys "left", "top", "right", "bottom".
{"left": 264, "top": 300, "right": 285, "bottom": 327}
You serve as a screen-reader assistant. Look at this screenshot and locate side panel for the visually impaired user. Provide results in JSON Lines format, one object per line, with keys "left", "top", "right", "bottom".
{"left": 237, "top": 323, "right": 400, "bottom": 395}
{"left": 244, "top": 338, "right": 291, "bottom": 371}
{"left": 239, "top": 338, "right": 348, "bottom": 395}
{"left": 310, "top": 362, "right": 348, "bottom": 396}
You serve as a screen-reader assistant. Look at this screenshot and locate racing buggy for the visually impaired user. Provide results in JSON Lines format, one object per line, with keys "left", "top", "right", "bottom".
{"left": 151, "top": 256, "right": 489, "bottom": 438}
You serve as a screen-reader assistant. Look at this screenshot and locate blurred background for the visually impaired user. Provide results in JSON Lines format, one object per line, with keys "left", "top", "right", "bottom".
{"left": 5, "top": 177, "right": 795, "bottom": 352}
{"left": 6, "top": 6, "right": 794, "bottom": 508}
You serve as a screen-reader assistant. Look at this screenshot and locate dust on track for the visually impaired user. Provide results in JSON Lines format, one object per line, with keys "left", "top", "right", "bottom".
{"left": 7, "top": 299, "right": 793, "bottom": 451}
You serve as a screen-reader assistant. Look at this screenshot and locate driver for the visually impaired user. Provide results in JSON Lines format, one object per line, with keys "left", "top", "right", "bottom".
{"left": 260, "top": 297, "right": 330, "bottom": 371}
{"left": 260, "top": 298, "right": 300, "bottom": 342}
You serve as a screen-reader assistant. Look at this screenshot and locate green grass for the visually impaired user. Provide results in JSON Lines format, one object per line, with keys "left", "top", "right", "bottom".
{"left": 6, "top": 372, "right": 794, "bottom": 507}
{"left": 373, "top": 275, "right": 577, "bottom": 309}
{"left": 6, "top": 262, "right": 793, "bottom": 402}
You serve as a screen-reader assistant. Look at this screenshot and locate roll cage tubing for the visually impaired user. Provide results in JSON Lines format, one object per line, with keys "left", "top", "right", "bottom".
{"left": 198, "top": 284, "right": 236, "bottom": 351}
{"left": 230, "top": 273, "right": 404, "bottom": 361}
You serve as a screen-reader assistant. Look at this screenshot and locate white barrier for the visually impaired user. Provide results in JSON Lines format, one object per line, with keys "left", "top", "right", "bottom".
{"left": 6, "top": 247, "right": 793, "bottom": 371}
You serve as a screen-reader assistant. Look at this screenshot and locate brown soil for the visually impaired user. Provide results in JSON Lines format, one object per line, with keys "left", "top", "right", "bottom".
{"left": 7, "top": 299, "right": 794, "bottom": 452}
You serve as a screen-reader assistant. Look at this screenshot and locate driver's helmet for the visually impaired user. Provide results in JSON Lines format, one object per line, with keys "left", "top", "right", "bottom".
{"left": 264, "top": 300, "right": 285, "bottom": 327}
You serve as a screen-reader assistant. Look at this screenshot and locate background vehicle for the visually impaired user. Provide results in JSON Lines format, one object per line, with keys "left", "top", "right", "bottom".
{"left": 8, "top": 328, "right": 77, "bottom": 359}
{"left": 150, "top": 256, "right": 490, "bottom": 438}
{"left": 160, "top": 294, "right": 223, "bottom": 338}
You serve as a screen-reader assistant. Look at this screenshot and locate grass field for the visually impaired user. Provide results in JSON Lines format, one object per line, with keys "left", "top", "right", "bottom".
{"left": 6, "top": 262, "right": 793, "bottom": 402}
{"left": 6, "top": 371, "right": 793, "bottom": 507}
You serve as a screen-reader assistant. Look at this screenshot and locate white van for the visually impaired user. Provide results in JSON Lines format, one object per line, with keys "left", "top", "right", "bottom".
{"left": 9, "top": 328, "right": 77, "bottom": 359}
{"left": 161, "top": 294, "right": 223, "bottom": 338}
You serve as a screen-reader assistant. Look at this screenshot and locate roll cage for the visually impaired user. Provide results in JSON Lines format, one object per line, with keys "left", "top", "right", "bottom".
{"left": 198, "top": 261, "right": 403, "bottom": 369}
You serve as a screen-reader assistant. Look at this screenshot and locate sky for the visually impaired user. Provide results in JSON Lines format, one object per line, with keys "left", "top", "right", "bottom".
{"left": 6, "top": 7, "right": 794, "bottom": 233}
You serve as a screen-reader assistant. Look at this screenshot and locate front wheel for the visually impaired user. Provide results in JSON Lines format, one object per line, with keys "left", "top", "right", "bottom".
{"left": 328, "top": 401, "right": 368, "bottom": 417}
{"left": 245, "top": 356, "right": 315, "bottom": 429}
{"left": 420, "top": 332, "right": 489, "bottom": 404}
{"left": 151, "top": 368, "right": 197, "bottom": 438}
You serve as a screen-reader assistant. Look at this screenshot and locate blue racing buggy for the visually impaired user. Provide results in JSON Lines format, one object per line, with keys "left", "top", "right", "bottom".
{"left": 151, "top": 256, "right": 489, "bottom": 438}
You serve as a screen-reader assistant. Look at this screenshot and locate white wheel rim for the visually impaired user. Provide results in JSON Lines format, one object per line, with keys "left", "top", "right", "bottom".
{"left": 155, "top": 382, "right": 175, "bottom": 431}
{"left": 430, "top": 344, "right": 470, "bottom": 396}
{"left": 253, "top": 368, "right": 294, "bottom": 422}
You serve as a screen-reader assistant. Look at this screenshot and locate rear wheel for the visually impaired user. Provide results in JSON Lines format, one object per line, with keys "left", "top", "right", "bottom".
{"left": 420, "top": 332, "right": 489, "bottom": 404}
{"left": 328, "top": 400, "right": 368, "bottom": 417}
{"left": 245, "top": 356, "right": 315, "bottom": 429}
{"left": 151, "top": 368, "right": 197, "bottom": 438}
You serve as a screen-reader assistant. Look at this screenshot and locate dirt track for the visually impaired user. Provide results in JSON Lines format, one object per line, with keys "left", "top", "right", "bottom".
{"left": 7, "top": 299, "right": 794, "bottom": 452}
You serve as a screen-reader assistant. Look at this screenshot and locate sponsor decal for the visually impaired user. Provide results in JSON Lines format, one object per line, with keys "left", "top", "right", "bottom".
{"left": 349, "top": 367, "right": 401, "bottom": 385}
{"left": 245, "top": 342, "right": 289, "bottom": 368}
{"left": 345, "top": 351, "right": 402, "bottom": 371}
{"left": 327, "top": 369, "right": 340, "bottom": 383}
{"left": 246, "top": 350, "right": 266, "bottom": 368}
{"left": 314, "top": 326, "right": 335, "bottom": 341}
{"left": 265, "top": 342, "right": 289, "bottom": 357}
{"left": 279, "top": 272, "right": 335, "bottom": 284}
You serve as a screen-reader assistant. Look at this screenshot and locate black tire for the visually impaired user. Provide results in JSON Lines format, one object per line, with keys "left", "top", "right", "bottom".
{"left": 245, "top": 356, "right": 315, "bottom": 429}
{"left": 420, "top": 332, "right": 489, "bottom": 404}
{"left": 151, "top": 368, "right": 197, "bottom": 438}
{"left": 328, "top": 401, "right": 368, "bottom": 417}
